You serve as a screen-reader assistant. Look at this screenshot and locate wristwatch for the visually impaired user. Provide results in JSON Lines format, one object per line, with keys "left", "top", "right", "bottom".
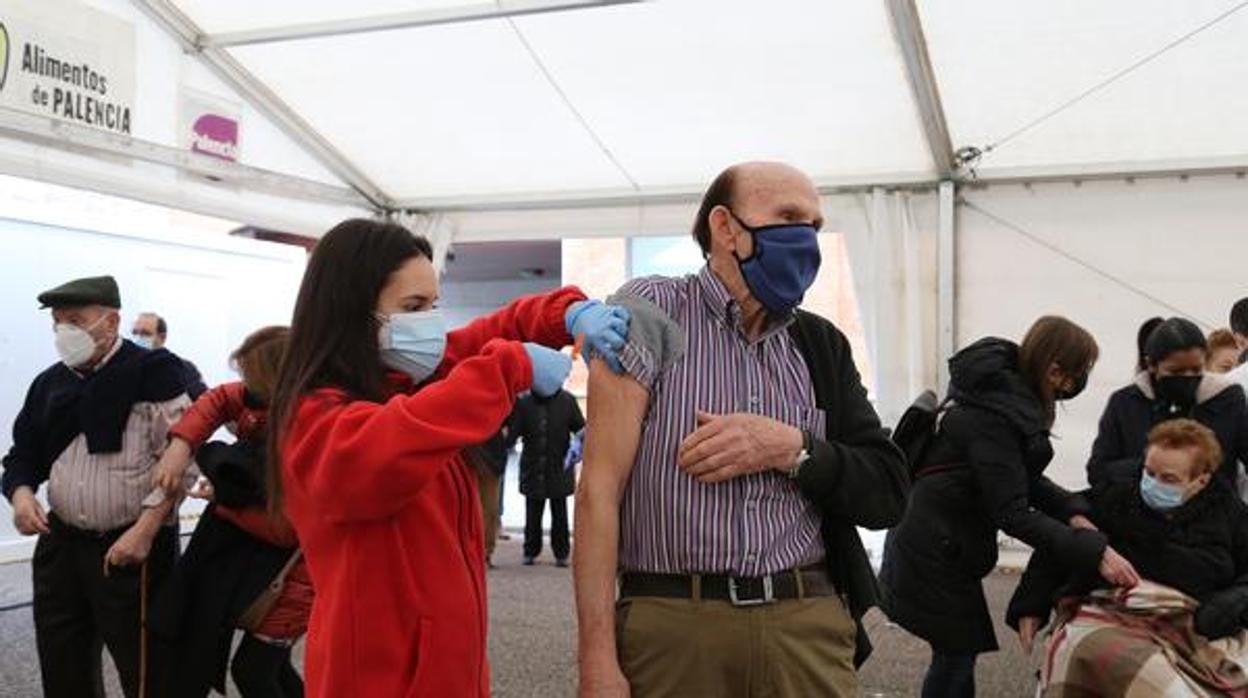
{"left": 788, "top": 430, "right": 814, "bottom": 479}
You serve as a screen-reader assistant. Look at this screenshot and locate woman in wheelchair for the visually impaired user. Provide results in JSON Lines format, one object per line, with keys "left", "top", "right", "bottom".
{"left": 1008, "top": 419, "right": 1248, "bottom": 696}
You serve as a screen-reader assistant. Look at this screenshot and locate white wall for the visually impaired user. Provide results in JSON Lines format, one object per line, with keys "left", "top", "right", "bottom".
{"left": 0, "top": 215, "right": 305, "bottom": 561}
{"left": 956, "top": 175, "right": 1248, "bottom": 491}
{"left": 440, "top": 278, "right": 562, "bottom": 330}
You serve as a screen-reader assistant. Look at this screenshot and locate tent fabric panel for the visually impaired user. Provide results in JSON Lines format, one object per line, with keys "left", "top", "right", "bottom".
{"left": 228, "top": 20, "right": 637, "bottom": 199}
{"left": 919, "top": 0, "right": 1248, "bottom": 170}
{"left": 219, "top": 0, "right": 935, "bottom": 200}
{"left": 506, "top": 0, "right": 935, "bottom": 189}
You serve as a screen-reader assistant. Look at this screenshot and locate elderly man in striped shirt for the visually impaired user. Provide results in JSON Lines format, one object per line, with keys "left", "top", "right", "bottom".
{"left": 2, "top": 275, "right": 190, "bottom": 698}
{"left": 574, "top": 162, "right": 909, "bottom": 698}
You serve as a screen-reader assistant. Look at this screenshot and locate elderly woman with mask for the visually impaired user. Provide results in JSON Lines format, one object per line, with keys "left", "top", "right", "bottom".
{"left": 1010, "top": 420, "right": 1248, "bottom": 696}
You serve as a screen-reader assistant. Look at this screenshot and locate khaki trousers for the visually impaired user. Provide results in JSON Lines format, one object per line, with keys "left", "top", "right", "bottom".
{"left": 476, "top": 470, "right": 501, "bottom": 558}
{"left": 616, "top": 594, "right": 858, "bottom": 698}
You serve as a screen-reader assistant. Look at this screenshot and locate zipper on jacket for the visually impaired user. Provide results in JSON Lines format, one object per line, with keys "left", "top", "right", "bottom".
{"left": 452, "top": 458, "right": 487, "bottom": 690}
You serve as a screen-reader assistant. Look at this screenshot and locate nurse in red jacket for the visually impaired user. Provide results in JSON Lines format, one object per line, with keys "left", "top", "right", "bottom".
{"left": 266, "top": 219, "right": 629, "bottom": 698}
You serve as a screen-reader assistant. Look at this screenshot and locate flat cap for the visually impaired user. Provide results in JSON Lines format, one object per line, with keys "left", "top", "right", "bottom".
{"left": 37, "top": 275, "right": 121, "bottom": 309}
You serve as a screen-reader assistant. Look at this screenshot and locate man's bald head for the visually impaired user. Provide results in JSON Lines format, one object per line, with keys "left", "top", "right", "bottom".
{"left": 691, "top": 162, "right": 822, "bottom": 258}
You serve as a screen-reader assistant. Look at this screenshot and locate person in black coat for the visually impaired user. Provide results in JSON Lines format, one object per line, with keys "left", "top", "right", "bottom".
{"left": 1087, "top": 317, "right": 1248, "bottom": 490}
{"left": 508, "top": 388, "right": 585, "bottom": 566}
{"left": 1008, "top": 418, "right": 1248, "bottom": 650}
{"left": 880, "top": 317, "right": 1139, "bottom": 698}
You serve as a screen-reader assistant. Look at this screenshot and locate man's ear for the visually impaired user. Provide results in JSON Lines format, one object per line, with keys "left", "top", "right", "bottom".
{"left": 708, "top": 206, "right": 737, "bottom": 255}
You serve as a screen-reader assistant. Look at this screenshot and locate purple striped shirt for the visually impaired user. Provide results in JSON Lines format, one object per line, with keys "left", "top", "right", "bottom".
{"left": 612, "top": 266, "right": 826, "bottom": 577}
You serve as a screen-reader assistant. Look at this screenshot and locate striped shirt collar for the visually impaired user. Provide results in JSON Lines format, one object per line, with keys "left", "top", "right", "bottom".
{"left": 695, "top": 264, "right": 795, "bottom": 340}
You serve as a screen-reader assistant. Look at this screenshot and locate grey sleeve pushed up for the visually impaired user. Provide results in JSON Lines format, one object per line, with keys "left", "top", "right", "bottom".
{"left": 606, "top": 290, "right": 686, "bottom": 390}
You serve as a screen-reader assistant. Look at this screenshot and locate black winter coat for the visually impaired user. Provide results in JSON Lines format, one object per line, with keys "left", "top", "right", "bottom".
{"left": 148, "top": 440, "right": 294, "bottom": 695}
{"left": 1087, "top": 372, "right": 1248, "bottom": 489}
{"left": 509, "top": 390, "right": 584, "bottom": 499}
{"left": 1007, "top": 473, "right": 1248, "bottom": 640}
{"left": 879, "top": 338, "right": 1107, "bottom": 653}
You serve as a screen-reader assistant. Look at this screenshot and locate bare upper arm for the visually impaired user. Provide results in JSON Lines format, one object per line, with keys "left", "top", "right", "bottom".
{"left": 581, "top": 358, "right": 649, "bottom": 495}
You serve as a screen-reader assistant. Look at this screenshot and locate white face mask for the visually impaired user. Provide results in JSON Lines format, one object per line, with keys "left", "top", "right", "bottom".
{"left": 54, "top": 316, "right": 107, "bottom": 368}
{"left": 378, "top": 309, "right": 448, "bottom": 383}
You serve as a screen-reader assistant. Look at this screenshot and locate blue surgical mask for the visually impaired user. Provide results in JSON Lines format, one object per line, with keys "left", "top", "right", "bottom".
{"left": 378, "top": 309, "right": 447, "bottom": 383}
{"left": 1140, "top": 471, "right": 1186, "bottom": 512}
{"left": 729, "top": 210, "right": 821, "bottom": 314}
{"left": 132, "top": 335, "right": 155, "bottom": 350}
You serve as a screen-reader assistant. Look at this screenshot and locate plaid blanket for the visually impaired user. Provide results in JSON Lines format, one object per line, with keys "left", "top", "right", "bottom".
{"left": 1041, "top": 581, "right": 1248, "bottom": 697}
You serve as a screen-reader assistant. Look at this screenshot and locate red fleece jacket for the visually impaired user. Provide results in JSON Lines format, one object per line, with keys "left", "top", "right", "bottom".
{"left": 281, "top": 287, "right": 583, "bottom": 698}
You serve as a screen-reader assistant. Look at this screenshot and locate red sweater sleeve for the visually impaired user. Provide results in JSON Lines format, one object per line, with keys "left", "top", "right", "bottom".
{"left": 283, "top": 339, "right": 531, "bottom": 523}
{"left": 438, "top": 285, "right": 585, "bottom": 375}
{"left": 168, "top": 382, "right": 247, "bottom": 447}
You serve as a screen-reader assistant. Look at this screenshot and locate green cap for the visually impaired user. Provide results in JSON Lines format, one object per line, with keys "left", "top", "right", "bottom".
{"left": 37, "top": 275, "right": 121, "bottom": 309}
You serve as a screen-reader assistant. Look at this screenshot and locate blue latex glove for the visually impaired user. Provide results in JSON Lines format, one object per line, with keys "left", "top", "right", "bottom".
{"left": 565, "top": 300, "right": 631, "bottom": 374}
{"left": 564, "top": 429, "right": 585, "bottom": 471}
{"left": 523, "top": 343, "right": 573, "bottom": 397}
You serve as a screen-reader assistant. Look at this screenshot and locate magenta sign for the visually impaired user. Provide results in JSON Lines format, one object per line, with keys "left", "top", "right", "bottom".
{"left": 190, "top": 113, "right": 239, "bottom": 161}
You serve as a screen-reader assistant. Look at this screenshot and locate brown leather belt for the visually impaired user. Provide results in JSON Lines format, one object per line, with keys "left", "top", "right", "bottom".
{"left": 619, "top": 566, "right": 835, "bottom": 607}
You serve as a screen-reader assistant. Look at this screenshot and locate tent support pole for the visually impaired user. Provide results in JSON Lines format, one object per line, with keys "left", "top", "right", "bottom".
{"left": 0, "top": 107, "right": 366, "bottom": 207}
{"left": 886, "top": 0, "right": 956, "bottom": 178}
{"left": 204, "top": 0, "right": 644, "bottom": 49}
{"left": 132, "top": 0, "right": 394, "bottom": 211}
{"left": 937, "top": 180, "right": 956, "bottom": 391}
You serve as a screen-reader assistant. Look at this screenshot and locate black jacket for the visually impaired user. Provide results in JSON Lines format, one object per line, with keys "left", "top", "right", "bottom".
{"left": 879, "top": 338, "right": 1107, "bottom": 653}
{"left": 788, "top": 310, "right": 909, "bottom": 668}
{"left": 1007, "top": 472, "right": 1248, "bottom": 640}
{"left": 148, "top": 440, "right": 294, "bottom": 695}
{"left": 1087, "top": 372, "right": 1248, "bottom": 489}
{"left": 509, "top": 390, "right": 584, "bottom": 499}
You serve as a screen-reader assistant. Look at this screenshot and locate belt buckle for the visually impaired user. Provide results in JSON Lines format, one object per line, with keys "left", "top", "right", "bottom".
{"left": 728, "top": 575, "right": 775, "bottom": 607}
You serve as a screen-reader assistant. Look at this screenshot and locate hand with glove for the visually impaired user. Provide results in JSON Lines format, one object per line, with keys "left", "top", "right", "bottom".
{"left": 565, "top": 300, "right": 631, "bottom": 374}
{"left": 565, "top": 428, "right": 585, "bottom": 471}
{"left": 524, "top": 343, "right": 573, "bottom": 397}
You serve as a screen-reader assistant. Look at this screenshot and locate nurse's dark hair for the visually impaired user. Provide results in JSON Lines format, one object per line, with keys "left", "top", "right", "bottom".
{"left": 1136, "top": 316, "right": 1164, "bottom": 372}
{"left": 1143, "top": 317, "right": 1206, "bottom": 367}
{"left": 266, "top": 219, "right": 433, "bottom": 516}
{"left": 1018, "top": 316, "right": 1099, "bottom": 419}
{"left": 692, "top": 166, "right": 739, "bottom": 258}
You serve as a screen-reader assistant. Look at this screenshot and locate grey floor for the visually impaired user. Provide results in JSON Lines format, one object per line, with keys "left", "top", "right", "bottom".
{"left": 0, "top": 536, "right": 1035, "bottom": 697}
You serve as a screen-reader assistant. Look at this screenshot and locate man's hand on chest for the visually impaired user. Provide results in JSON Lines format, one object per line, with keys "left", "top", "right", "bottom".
{"left": 677, "top": 411, "right": 805, "bottom": 484}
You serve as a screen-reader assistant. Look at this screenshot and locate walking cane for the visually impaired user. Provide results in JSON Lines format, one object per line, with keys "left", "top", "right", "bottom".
{"left": 139, "top": 560, "right": 148, "bottom": 698}
{"left": 102, "top": 557, "right": 149, "bottom": 698}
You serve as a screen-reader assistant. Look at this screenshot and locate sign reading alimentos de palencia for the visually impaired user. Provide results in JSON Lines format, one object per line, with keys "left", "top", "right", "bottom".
{"left": 0, "top": 0, "right": 136, "bottom": 135}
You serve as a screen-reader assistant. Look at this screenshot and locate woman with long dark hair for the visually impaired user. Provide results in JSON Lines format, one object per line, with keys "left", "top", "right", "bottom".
{"left": 880, "top": 316, "right": 1139, "bottom": 697}
{"left": 266, "top": 219, "right": 629, "bottom": 697}
{"left": 1088, "top": 316, "right": 1248, "bottom": 489}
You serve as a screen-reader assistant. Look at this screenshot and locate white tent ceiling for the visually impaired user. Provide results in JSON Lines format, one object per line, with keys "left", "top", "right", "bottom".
{"left": 131, "top": 0, "right": 1248, "bottom": 211}
{"left": 2, "top": 0, "right": 1245, "bottom": 226}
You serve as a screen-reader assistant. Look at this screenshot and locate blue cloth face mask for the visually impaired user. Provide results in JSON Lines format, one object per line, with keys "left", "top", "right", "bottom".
{"left": 1139, "top": 471, "right": 1186, "bottom": 512}
{"left": 728, "top": 210, "right": 822, "bottom": 314}
{"left": 378, "top": 309, "right": 448, "bottom": 383}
